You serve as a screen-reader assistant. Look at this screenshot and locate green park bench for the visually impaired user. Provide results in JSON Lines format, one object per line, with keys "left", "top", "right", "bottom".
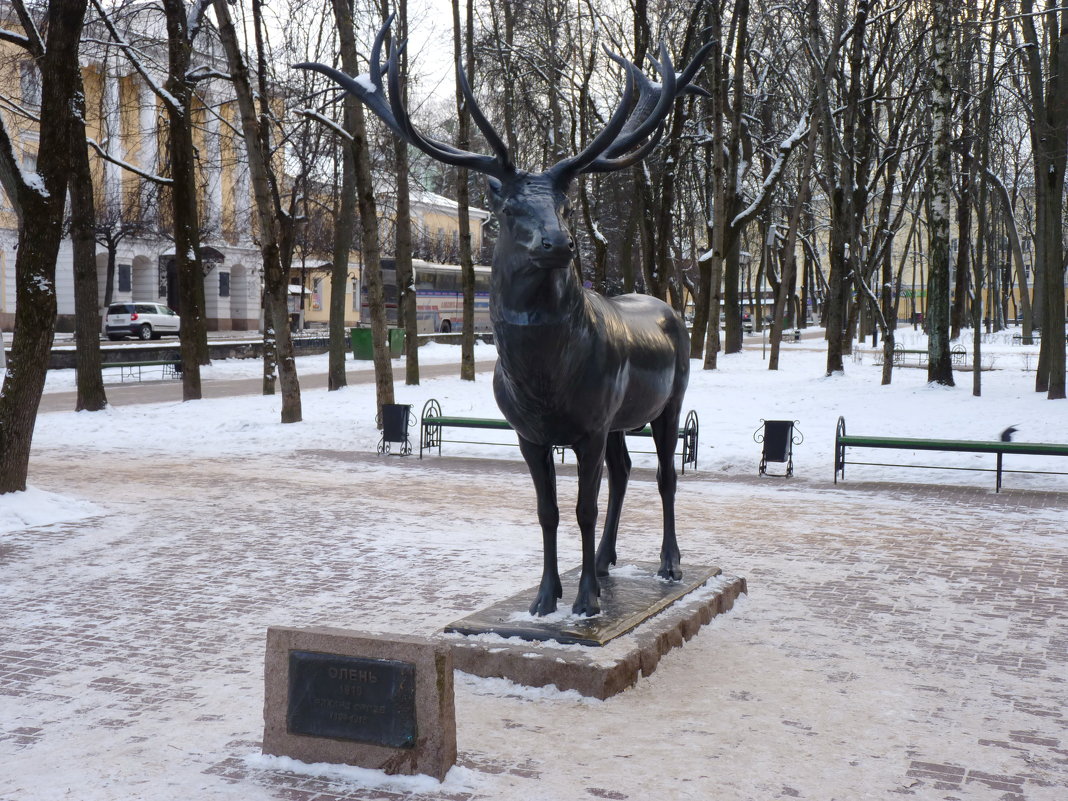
{"left": 833, "top": 415, "right": 1068, "bottom": 492}
{"left": 100, "top": 360, "right": 182, "bottom": 382}
{"left": 419, "top": 398, "right": 700, "bottom": 473}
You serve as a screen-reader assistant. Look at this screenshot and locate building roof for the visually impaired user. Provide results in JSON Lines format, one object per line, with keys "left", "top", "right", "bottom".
{"left": 410, "top": 188, "right": 490, "bottom": 220}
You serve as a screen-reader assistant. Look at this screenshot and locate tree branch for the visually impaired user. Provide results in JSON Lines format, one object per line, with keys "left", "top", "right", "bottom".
{"left": 87, "top": 139, "right": 173, "bottom": 185}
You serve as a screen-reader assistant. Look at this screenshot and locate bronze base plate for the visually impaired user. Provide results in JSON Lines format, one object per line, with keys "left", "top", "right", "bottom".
{"left": 444, "top": 564, "right": 747, "bottom": 699}
{"left": 444, "top": 562, "right": 723, "bottom": 647}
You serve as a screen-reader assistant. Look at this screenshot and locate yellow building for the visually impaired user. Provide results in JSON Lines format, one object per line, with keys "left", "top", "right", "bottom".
{"left": 291, "top": 188, "right": 491, "bottom": 330}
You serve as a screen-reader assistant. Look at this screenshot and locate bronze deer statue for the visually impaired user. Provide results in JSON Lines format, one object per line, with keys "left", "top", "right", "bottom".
{"left": 299, "top": 18, "right": 710, "bottom": 616}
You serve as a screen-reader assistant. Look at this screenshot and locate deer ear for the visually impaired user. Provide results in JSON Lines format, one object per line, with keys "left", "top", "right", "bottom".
{"left": 486, "top": 177, "right": 503, "bottom": 210}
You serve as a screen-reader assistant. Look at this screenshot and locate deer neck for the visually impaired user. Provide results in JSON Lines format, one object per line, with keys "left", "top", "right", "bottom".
{"left": 490, "top": 254, "right": 584, "bottom": 329}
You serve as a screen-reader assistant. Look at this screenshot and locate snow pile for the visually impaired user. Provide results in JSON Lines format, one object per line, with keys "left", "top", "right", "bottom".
{"left": 0, "top": 487, "right": 101, "bottom": 535}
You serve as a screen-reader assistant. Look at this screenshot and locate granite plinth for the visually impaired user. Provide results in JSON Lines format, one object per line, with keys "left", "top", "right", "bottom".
{"left": 262, "top": 627, "right": 455, "bottom": 781}
{"left": 446, "top": 563, "right": 747, "bottom": 699}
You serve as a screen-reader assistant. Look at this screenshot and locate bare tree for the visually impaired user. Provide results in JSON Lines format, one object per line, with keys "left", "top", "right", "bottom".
{"left": 1019, "top": 0, "right": 1067, "bottom": 399}
{"left": 0, "top": 0, "right": 89, "bottom": 493}
{"left": 453, "top": 0, "right": 476, "bottom": 381}
{"left": 91, "top": 0, "right": 213, "bottom": 398}
{"left": 68, "top": 67, "right": 108, "bottom": 412}
{"left": 212, "top": 0, "right": 302, "bottom": 422}
{"left": 926, "top": 0, "right": 956, "bottom": 385}
{"left": 327, "top": 0, "right": 394, "bottom": 415}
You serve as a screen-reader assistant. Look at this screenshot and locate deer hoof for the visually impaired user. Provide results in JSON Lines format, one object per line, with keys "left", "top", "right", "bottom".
{"left": 572, "top": 572, "right": 601, "bottom": 616}
{"left": 594, "top": 552, "right": 616, "bottom": 578}
{"left": 571, "top": 592, "right": 601, "bottom": 617}
{"left": 529, "top": 574, "right": 563, "bottom": 616}
{"left": 529, "top": 593, "right": 558, "bottom": 616}
{"left": 658, "top": 557, "right": 682, "bottom": 581}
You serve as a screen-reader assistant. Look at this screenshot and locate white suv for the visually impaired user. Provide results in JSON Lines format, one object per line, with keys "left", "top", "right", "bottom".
{"left": 105, "top": 302, "right": 181, "bottom": 341}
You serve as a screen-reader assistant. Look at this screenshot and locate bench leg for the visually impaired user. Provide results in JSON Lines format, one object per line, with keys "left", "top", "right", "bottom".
{"left": 996, "top": 452, "right": 1003, "bottom": 492}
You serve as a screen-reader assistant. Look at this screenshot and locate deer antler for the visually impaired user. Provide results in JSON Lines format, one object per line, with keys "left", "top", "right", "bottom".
{"left": 550, "top": 40, "right": 714, "bottom": 180}
{"left": 295, "top": 14, "right": 513, "bottom": 181}
{"left": 298, "top": 16, "right": 711, "bottom": 185}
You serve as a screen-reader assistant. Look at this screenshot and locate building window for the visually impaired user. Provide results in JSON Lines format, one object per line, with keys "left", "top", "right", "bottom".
{"left": 219, "top": 271, "right": 230, "bottom": 298}
{"left": 352, "top": 278, "right": 359, "bottom": 311}
{"left": 19, "top": 61, "right": 41, "bottom": 109}
{"left": 118, "top": 264, "right": 132, "bottom": 293}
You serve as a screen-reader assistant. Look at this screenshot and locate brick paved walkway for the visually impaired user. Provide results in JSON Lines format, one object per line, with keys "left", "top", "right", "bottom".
{"left": 1, "top": 448, "right": 1066, "bottom": 800}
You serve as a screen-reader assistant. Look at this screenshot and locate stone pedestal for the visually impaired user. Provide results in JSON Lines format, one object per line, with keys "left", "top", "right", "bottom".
{"left": 262, "top": 627, "right": 455, "bottom": 781}
{"left": 445, "top": 563, "right": 747, "bottom": 699}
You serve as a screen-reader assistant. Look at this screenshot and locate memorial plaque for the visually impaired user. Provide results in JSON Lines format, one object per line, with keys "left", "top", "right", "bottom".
{"left": 263, "top": 627, "right": 456, "bottom": 780}
{"left": 287, "top": 651, "right": 416, "bottom": 748}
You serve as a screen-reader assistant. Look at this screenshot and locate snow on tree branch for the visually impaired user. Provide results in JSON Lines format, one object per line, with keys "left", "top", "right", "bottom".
{"left": 10, "top": 0, "right": 44, "bottom": 58}
{"left": 89, "top": 0, "right": 182, "bottom": 114}
{"left": 0, "top": 91, "right": 40, "bottom": 124}
{"left": 297, "top": 109, "right": 353, "bottom": 142}
{"left": 87, "top": 139, "right": 173, "bottom": 185}
{"left": 0, "top": 28, "right": 32, "bottom": 50}
{"left": 730, "top": 110, "right": 811, "bottom": 229}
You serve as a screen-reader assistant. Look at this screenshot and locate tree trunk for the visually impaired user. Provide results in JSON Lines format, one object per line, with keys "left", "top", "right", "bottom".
{"left": 1020, "top": 0, "right": 1067, "bottom": 399}
{"left": 0, "top": 0, "right": 88, "bottom": 493}
{"left": 391, "top": 0, "right": 418, "bottom": 386}
{"left": 163, "top": 0, "right": 204, "bottom": 401}
{"left": 215, "top": 0, "right": 303, "bottom": 421}
{"left": 926, "top": 0, "right": 955, "bottom": 386}
{"left": 332, "top": 0, "right": 393, "bottom": 415}
{"left": 769, "top": 125, "right": 817, "bottom": 370}
{"left": 453, "top": 0, "right": 476, "bottom": 381}
{"left": 328, "top": 110, "right": 355, "bottom": 392}
{"left": 69, "top": 73, "right": 108, "bottom": 412}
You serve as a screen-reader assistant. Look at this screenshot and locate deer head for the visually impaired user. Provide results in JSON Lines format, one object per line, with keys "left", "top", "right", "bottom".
{"left": 297, "top": 16, "right": 711, "bottom": 273}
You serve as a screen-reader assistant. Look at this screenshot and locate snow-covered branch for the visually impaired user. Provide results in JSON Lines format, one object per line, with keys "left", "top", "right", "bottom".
{"left": 88, "top": 0, "right": 181, "bottom": 114}
{"left": 0, "top": 27, "right": 32, "bottom": 50}
{"left": 187, "top": 66, "right": 230, "bottom": 83}
{"left": 730, "top": 110, "right": 811, "bottom": 229}
{"left": 0, "top": 92, "right": 40, "bottom": 124}
{"left": 87, "top": 139, "right": 173, "bottom": 185}
{"left": 297, "top": 109, "right": 353, "bottom": 142}
{"left": 10, "top": 0, "right": 43, "bottom": 58}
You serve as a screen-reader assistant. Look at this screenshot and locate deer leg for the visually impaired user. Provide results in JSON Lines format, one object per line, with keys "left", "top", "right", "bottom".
{"left": 651, "top": 406, "right": 683, "bottom": 581}
{"left": 595, "top": 431, "right": 631, "bottom": 577}
{"left": 518, "top": 436, "right": 562, "bottom": 616}
{"left": 572, "top": 433, "right": 608, "bottom": 616}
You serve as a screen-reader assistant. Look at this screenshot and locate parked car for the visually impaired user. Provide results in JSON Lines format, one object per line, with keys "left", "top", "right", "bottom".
{"left": 741, "top": 312, "right": 754, "bottom": 333}
{"left": 105, "top": 302, "right": 181, "bottom": 341}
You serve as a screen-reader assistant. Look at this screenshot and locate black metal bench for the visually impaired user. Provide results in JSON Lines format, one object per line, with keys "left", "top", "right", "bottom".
{"left": 834, "top": 415, "right": 1068, "bottom": 491}
{"left": 100, "top": 360, "right": 182, "bottom": 382}
{"left": 873, "top": 343, "right": 967, "bottom": 369}
{"left": 419, "top": 399, "right": 699, "bottom": 473}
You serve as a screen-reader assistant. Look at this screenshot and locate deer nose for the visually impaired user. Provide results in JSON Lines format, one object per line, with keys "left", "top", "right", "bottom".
{"left": 541, "top": 235, "right": 575, "bottom": 252}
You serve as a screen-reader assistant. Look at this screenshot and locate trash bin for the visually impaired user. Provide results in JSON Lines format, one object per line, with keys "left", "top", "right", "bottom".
{"left": 378, "top": 403, "right": 413, "bottom": 456}
{"left": 350, "top": 327, "right": 373, "bottom": 360}
{"left": 754, "top": 419, "right": 803, "bottom": 477}
{"left": 389, "top": 327, "right": 404, "bottom": 358}
{"left": 350, "top": 327, "right": 404, "bottom": 360}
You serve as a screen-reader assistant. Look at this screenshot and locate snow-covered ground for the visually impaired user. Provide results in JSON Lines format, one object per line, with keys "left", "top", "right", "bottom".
{"left": 22, "top": 326, "right": 1066, "bottom": 507}
{"left": 1, "top": 327, "right": 1066, "bottom": 800}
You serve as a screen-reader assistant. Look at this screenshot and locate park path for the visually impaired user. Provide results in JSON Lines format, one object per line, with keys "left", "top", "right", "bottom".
{"left": 1, "top": 440, "right": 1066, "bottom": 800}
{"left": 37, "top": 358, "right": 498, "bottom": 413}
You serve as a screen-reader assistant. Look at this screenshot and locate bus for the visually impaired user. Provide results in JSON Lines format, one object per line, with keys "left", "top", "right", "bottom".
{"left": 361, "top": 258, "right": 492, "bottom": 334}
